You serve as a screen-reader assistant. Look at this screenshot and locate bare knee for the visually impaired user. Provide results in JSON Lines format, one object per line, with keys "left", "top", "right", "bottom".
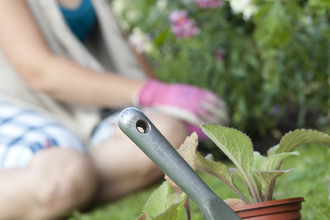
{"left": 30, "top": 149, "right": 98, "bottom": 218}
{"left": 92, "top": 113, "right": 188, "bottom": 203}
{"left": 36, "top": 157, "right": 96, "bottom": 208}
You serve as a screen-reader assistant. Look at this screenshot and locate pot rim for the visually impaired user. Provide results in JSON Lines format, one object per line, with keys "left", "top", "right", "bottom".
{"left": 232, "top": 197, "right": 305, "bottom": 212}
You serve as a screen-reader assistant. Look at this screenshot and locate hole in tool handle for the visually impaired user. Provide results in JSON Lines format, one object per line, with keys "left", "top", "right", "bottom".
{"left": 136, "top": 119, "right": 150, "bottom": 134}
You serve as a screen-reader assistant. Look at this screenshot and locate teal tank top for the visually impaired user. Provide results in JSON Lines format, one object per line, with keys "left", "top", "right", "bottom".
{"left": 59, "top": 0, "right": 96, "bottom": 42}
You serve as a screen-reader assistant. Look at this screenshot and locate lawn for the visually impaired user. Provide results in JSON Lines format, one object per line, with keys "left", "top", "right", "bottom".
{"left": 69, "top": 131, "right": 330, "bottom": 220}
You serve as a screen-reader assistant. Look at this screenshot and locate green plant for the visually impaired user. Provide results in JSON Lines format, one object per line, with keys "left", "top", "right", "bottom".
{"left": 112, "top": 0, "right": 330, "bottom": 138}
{"left": 135, "top": 127, "right": 330, "bottom": 219}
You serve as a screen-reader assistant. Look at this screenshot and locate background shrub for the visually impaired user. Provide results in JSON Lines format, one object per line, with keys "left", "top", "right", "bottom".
{"left": 111, "top": 0, "right": 330, "bottom": 139}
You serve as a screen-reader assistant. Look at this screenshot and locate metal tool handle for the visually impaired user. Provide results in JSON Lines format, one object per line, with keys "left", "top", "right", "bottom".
{"left": 117, "top": 107, "right": 241, "bottom": 220}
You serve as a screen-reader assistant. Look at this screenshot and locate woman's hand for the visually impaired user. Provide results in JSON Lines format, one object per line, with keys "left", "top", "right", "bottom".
{"left": 136, "top": 79, "right": 230, "bottom": 139}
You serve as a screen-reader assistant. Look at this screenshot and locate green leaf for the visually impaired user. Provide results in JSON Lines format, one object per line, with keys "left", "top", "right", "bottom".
{"left": 308, "top": 0, "right": 330, "bottom": 14}
{"left": 275, "top": 129, "right": 330, "bottom": 154}
{"left": 230, "top": 168, "right": 252, "bottom": 203}
{"left": 152, "top": 194, "right": 185, "bottom": 220}
{"left": 154, "top": 28, "right": 170, "bottom": 46}
{"left": 252, "top": 167, "right": 295, "bottom": 201}
{"left": 252, "top": 151, "right": 266, "bottom": 169}
{"left": 255, "top": 1, "right": 291, "bottom": 49}
{"left": 230, "top": 168, "right": 248, "bottom": 190}
{"left": 167, "top": 194, "right": 185, "bottom": 207}
{"left": 201, "top": 126, "right": 254, "bottom": 179}
{"left": 267, "top": 144, "right": 279, "bottom": 156}
{"left": 177, "top": 132, "right": 198, "bottom": 170}
{"left": 201, "top": 125, "right": 260, "bottom": 202}
{"left": 259, "top": 152, "right": 300, "bottom": 171}
{"left": 142, "top": 181, "right": 186, "bottom": 220}
{"left": 195, "top": 151, "right": 251, "bottom": 203}
{"left": 196, "top": 152, "right": 233, "bottom": 187}
{"left": 143, "top": 181, "right": 171, "bottom": 217}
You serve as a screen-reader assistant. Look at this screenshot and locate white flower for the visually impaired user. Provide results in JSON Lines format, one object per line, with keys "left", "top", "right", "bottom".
{"left": 111, "top": 0, "right": 130, "bottom": 29}
{"left": 241, "top": 4, "right": 258, "bottom": 20}
{"left": 128, "top": 28, "right": 153, "bottom": 54}
{"left": 156, "top": 0, "right": 168, "bottom": 10}
{"left": 112, "top": 0, "right": 126, "bottom": 14}
{"left": 229, "top": 0, "right": 258, "bottom": 21}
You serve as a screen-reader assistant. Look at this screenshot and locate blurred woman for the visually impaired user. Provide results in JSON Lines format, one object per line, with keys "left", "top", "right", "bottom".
{"left": 0, "top": 0, "right": 229, "bottom": 219}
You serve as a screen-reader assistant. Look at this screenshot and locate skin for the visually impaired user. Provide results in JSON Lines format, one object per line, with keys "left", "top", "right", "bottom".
{"left": 0, "top": 0, "right": 188, "bottom": 219}
{"left": 0, "top": 0, "right": 143, "bottom": 108}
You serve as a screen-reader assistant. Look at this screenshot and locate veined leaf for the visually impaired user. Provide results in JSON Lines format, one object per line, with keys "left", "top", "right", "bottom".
{"left": 252, "top": 167, "right": 295, "bottom": 201}
{"left": 230, "top": 168, "right": 252, "bottom": 204}
{"left": 267, "top": 144, "right": 279, "bottom": 156}
{"left": 195, "top": 152, "right": 250, "bottom": 203}
{"left": 201, "top": 125, "right": 260, "bottom": 202}
{"left": 230, "top": 168, "right": 249, "bottom": 191}
{"left": 196, "top": 152, "right": 233, "bottom": 187}
{"left": 142, "top": 181, "right": 186, "bottom": 220}
{"left": 143, "top": 181, "right": 171, "bottom": 217}
{"left": 152, "top": 194, "right": 185, "bottom": 220}
{"left": 252, "top": 151, "right": 266, "bottom": 169}
{"left": 259, "top": 152, "right": 300, "bottom": 171}
{"left": 177, "top": 132, "right": 198, "bottom": 170}
{"left": 275, "top": 129, "right": 330, "bottom": 154}
{"left": 165, "top": 133, "right": 198, "bottom": 194}
{"left": 167, "top": 194, "right": 185, "bottom": 208}
{"left": 201, "top": 126, "right": 254, "bottom": 180}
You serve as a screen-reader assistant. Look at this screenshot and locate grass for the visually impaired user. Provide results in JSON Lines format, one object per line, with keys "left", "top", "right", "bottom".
{"left": 69, "top": 136, "right": 330, "bottom": 220}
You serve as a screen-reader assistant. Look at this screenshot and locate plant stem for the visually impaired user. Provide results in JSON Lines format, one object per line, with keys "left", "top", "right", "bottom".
{"left": 184, "top": 197, "right": 191, "bottom": 220}
{"left": 267, "top": 161, "right": 285, "bottom": 200}
{"left": 255, "top": 177, "right": 264, "bottom": 202}
{"left": 266, "top": 180, "right": 276, "bottom": 201}
{"left": 228, "top": 184, "right": 251, "bottom": 204}
{"left": 242, "top": 172, "right": 261, "bottom": 203}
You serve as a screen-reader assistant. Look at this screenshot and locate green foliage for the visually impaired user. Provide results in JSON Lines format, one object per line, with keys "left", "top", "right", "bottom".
{"left": 68, "top": 140, "right": 330, "bottom": 220}
{"left": 125, "top": 127, "right": 330, "bottom": 220}
{"left": 136, "top": 181, "right": 186, "bottom": 220}
{"left": 116, "top": 127, "right": 330, "bottom": 220}
{"left": 112, "top": 0, "right": 330, "bottom": 137}
{"left": 201, "top": 126, "right": 330, "bottom": 203}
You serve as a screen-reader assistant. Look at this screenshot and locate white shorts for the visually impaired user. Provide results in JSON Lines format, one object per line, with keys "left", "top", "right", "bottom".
{"left": 0, "top": 101, "right": 120, "bottom": 169}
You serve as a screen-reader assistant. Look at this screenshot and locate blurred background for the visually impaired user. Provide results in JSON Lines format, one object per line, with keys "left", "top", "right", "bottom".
{"left": 68, "top": 1, "right": 330, "bottom": 219}
{"left": 110, "top": 0, "right": 330, "bottom": 153}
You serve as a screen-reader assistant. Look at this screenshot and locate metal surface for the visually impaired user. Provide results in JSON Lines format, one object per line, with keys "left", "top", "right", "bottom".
{"left": 117, "top": 107, "right": 241, "bottom": 220}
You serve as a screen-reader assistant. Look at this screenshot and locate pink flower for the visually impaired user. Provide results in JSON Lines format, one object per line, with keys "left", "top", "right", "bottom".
{"left": 128, "top": 28, "right": 153, "bottom": 54}
{"left": 194, "top": 0, "right": 223, "bottom": 9}
{"left": 168, "top": 10, "right": 199, "bottom": 39}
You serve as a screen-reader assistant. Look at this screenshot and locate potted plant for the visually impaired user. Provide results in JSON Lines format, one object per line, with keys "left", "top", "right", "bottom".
{"left": 135, "top": 126, "right": 330, "bottom": 220}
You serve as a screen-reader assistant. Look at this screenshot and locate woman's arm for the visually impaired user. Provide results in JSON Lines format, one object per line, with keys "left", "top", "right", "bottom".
{"left": 0, "top": 0, "right": 143, "bottom": 108}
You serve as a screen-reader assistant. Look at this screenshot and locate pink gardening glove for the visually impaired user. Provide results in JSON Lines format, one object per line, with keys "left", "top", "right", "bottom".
{"left": 136, "top": 79, "right": 230, "bottom": 140}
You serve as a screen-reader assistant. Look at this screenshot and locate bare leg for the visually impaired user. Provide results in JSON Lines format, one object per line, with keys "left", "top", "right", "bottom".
{"left": 0, "top": 148, "right": 98, "bottom": 220}
{"left": 91, "top": 113, "right": 188, "bottom": 204}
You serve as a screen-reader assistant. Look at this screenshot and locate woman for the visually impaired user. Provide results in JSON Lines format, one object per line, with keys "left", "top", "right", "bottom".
{"left": 0, "top": 0, "right": 229, "bottom": 219}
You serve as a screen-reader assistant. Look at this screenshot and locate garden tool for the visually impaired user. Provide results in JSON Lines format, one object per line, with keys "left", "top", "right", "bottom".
{"left": 117, "top": 107, "right": 241, "bottom": 220}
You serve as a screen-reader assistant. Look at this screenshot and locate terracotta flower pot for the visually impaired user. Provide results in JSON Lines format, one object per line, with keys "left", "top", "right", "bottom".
{"left": 232, "top": 197, "right": 305, "bottom": 220}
